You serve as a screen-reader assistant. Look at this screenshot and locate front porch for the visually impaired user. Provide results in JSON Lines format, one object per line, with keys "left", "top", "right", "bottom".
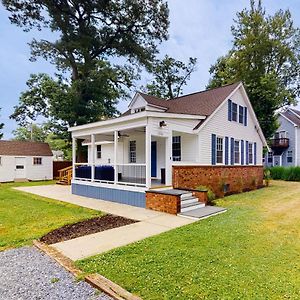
{"left": 70, "top": 117, "right": 200, "bottom": 208}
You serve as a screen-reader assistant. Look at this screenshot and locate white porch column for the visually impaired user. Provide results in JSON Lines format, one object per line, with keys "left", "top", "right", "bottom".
{"left": 145, "top": 125, "right": 151, "bottom": 188}
{"left": 91, "top": 134, "right": 95, "bottom": 182}
{"left": 72, "top": 137, "right": 76, "bottom": 180}
{"left": 114, "top": 130, "right": 118, "bottom": 184}
{"left": 165, "top": 131, "right": 173, "bottom": 186}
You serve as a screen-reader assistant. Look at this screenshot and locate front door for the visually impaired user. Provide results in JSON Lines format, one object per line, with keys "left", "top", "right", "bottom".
{"left": 15, "top": 157, "right": 26, "bottom": 179}
{"left": 151, "top": 141, "right": 157, "bottom": 177}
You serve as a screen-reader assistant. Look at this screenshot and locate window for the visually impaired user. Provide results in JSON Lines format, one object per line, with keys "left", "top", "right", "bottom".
{"left": 216, "top": 137, "right": 223, "bottom": 164}
{"left": 172, "top": 136, "right": 181, "bottom": 161}
{"left": 234, "top": 140, "right": 240, "bottom": 164}
{"left": 134, "top": 107, "right": 145, "bottom": 113}
{"left": 248, "top": 143, "right": 253, "bottom": 164}
{"left": 96, "top": 145, "right": 102, "bottom": 159}
{"left": 267, "top": 152, "right": 273, "bottom": 163}
{"left": 239, "top": 105, "right": 244, "bottom": 124}
{"left": 287, "top": 150, "right": 293, "bottom": 163}
{"left": 129, "top": 141, "right": 136, "bottom": 163}
{"left": 33, "top": 157, "right": 42, "bottom": 165}
{"left": 232, "top": 103, "right": 238, "bottom": 122}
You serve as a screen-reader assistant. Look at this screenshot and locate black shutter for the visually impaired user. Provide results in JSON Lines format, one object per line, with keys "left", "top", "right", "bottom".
{"left": 211, "top": 134, "right": 216, "bottom": 165}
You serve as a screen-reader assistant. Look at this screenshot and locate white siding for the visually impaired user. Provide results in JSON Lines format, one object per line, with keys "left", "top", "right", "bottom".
{"left": 0, "top": 155, "right": 53, "bottom": 182}
{"left": 198, "top": 87, "right": 264, "bottom": 165}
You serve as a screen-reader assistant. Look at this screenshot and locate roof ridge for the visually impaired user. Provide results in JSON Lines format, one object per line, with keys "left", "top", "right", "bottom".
{"left": 169, "top": 81, "right": 241, "bottom": 101}
{"left": 138, "top": 81, "right": 241, "bottom": 102}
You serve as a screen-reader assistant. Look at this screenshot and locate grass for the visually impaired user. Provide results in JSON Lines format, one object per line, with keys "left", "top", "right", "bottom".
{"left": 77, "top": 180, "right": 300, "bottom": 299}
{"left": 0, "top": 181, "right": 102, "bottom": 251}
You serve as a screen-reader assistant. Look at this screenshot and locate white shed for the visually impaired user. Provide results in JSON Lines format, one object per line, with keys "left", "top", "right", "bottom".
{"left": 0, "top": 140, "right": 53, "bottom": 182}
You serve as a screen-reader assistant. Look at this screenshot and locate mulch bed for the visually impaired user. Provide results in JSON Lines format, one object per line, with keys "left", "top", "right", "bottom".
{"left": 40, "top": 215, "right": 138, "bottom": 245}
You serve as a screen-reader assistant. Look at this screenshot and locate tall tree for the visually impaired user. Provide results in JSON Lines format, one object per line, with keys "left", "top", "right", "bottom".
{"left": 208, "top": 0, "right": 300, "bottom": 139}
{"left": 145, "top": 55, "right": 197, "bottom": 99}
{"left": 13, "top": 123, "right": 48, "bottom": 142}
{"left": 0, "top": 108, "right": 4, "bottom": 139}
{"left": 3, "top": 0, "right": 169, "bottom": 135}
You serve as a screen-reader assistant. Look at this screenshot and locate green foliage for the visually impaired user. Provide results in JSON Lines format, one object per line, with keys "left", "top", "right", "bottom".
{"left": 0, "top": 181, "right": 101, "bottom": 250}
{"left": 145, "top": 55, "right": 197, "bottom": 99}
{"left": 208, "top": 0, "right": 300, "bottom": 139}
{"left": 196, "top": 185, "right": 216, "bottom": 204}
{"left": 3, "top": 0, "right": 170, "bottom": 136}
{"left": 267, "top": 166, "right": 300, "bottom": 181}
{"left": 77, "top": 181, "right": 300, "bottom": 299}
{"left": 0, "top": 108, "right": 4, "bottom": 139}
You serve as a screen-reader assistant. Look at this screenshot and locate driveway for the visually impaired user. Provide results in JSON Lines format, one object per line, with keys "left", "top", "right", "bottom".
{"left": 0, "top": 247, "right": 111, "bottom": 300}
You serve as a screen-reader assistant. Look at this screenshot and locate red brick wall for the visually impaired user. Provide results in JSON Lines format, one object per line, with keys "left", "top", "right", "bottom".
{"left": 173, "top": 165, "right": 264, "bottom": 198}
{"left": 146, "top": 192, "right": 180, "bottom": 214}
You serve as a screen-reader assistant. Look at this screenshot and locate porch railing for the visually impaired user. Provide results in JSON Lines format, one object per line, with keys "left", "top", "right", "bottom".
{"left": 74, "top": 163, "right": 146, "bottom": 187}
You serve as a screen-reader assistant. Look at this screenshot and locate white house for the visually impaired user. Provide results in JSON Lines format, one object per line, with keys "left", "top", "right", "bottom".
{"left": 69, "top": 82, "right": 267, "bottom": 210}
{"left": 265, "top": 108, "right": 300, "bottom": 167}
{"left": 0, "top": 140, "right": 53, "bottom": 182}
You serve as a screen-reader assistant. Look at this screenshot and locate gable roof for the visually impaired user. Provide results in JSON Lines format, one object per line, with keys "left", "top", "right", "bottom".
{"left": 0, "top": 140, "right": 53, "bottom": 156}
{"left": 138, "top": 82, "right": 241, "bottom": 116}
{"left": 281, "top": 108, "right": 300, "bottom": 126}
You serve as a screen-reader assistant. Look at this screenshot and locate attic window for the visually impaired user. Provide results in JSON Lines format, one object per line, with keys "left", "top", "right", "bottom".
{"left": 134, "top": 107, "right": 145, "bottom": 113}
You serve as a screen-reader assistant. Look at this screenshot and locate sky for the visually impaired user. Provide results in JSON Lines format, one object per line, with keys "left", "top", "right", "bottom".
{"left": 1, "top": 0, "right": 300, "bottom": 139}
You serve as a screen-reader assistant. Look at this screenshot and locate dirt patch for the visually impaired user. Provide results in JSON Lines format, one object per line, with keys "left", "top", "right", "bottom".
{"left": 40, "top": 215, "right": 138, "bottom": 245}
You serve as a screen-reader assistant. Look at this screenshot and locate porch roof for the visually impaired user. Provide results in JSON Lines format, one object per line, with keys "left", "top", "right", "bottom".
{"left": 69, "top": 110, "right": 205, "bottom": 138}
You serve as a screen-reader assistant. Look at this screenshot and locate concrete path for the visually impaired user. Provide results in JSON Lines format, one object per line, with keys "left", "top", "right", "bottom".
{"left": 15, "top": 185, "right": 195, "bottom": 260}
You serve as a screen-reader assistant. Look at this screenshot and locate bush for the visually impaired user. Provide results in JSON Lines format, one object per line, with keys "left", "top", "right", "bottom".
{"left": 196, "top": 185, "right": 216, "bottom": 204}
{"left": 267, "top": 166, "right": 300, "bottom": 181}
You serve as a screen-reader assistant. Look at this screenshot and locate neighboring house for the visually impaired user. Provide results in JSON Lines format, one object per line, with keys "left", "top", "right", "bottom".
{"left": 69, "top": 82, "right": 267, "bottom": 211}
{"left": 265, "top": 108, "right": 300, "bottom": 167}
{"left": 0, "top": 140, "right": 53, "bottom": 182}
{"left": 52, "top": 150, "right": 64, "bottom": 161}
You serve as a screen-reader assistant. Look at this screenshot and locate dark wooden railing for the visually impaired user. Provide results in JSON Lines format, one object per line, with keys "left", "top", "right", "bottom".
{"left": 270, "top": 138, "right": 289, "bottom": 149}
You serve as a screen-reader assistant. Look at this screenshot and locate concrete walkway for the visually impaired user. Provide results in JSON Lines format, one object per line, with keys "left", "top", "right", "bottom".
{"left": 15, "top": 185, "right": 195, "bottom": 260}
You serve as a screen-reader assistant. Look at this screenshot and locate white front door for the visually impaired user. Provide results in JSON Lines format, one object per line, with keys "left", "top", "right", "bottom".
{"left": 15, "top": 157, "right": 26, "bottom": 179}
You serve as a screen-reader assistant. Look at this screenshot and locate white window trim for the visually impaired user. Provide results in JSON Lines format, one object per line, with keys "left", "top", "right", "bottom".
{"left": 216, "top": 136, "right": 224, "bottom": 165}
{"left": 248, "top": 142, "right": 254, "bottom": 165}
{"left": 234, "top": 140, "right": 241, "bottom": 165}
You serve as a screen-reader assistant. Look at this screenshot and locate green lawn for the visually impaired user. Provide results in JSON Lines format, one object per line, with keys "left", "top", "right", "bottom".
{"left": 77, "top": 181, "right": 300, "bottom": 299}
{"left": 0, "top": 181, "right": 102, "bottom": 251}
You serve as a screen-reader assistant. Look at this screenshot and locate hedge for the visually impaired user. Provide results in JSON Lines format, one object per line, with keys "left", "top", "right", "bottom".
{"left": 266, "top": 166, "right": 300, "bottom": 181}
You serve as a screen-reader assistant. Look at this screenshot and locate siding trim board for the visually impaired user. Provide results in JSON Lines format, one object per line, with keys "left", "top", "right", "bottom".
{"left": 72, "top": 183, "right": 146, "bottom": 208}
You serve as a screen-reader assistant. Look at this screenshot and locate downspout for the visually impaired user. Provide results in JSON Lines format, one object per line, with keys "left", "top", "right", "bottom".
{"left": 295, "top": 125, "right": 298, "bottom": 166}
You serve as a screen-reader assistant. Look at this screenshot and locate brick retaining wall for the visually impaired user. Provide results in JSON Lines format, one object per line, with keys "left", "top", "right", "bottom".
{"left": 173, "top": 165, "right": 264, "bottom": 198}
{"left": 146, "top": 192, "right": 180, "bottom": 214}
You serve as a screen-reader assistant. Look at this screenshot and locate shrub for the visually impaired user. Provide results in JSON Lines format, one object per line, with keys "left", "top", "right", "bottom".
{"left": 196, "top": 185, "right": 216, "bottom": 204}
{"left": 267, "top": 166, "right": 300, "bottom": 181}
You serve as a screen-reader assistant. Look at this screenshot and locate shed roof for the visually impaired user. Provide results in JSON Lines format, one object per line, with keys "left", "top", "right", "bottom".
{"left": 0, "top": 140, "right": 53, "bottom": 156}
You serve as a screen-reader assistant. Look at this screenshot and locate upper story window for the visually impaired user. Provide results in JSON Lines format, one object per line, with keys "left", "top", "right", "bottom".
{"left": 228, "top": 100, "right": 247, "bottom": 126}
{"left": 287, "top": 150, "right": 293, "bottom": 163}
{"left": 96, "top": 145, "right": 102, "bottom": 159}
{"left": 248, "top": 143, "right": 253, "bottom": 164}
{"left": 172, "top": 136, "right": 181, "bottom": 161}
{"left": 232, "top": 103, "right": 238, "bottom": 122}
{"left": 234, "top": 140, "right": 240, "bottom": 164}
{"left": 33, "top": 157, "right": 42, "bottom": 165}
{"left": 134, "top": 107, "right": 145, "bottom": 113}
{"left": 129, "top": 141, "right": 136, "bottom": 163}
{"left": 216, "top": 137, "right": 223, "bottom": 164}
{"left": 239, "top": 105, "right": 244, "bottom": 124}
{"left": 275, "top": 131, "right": 288, "bottom": 139}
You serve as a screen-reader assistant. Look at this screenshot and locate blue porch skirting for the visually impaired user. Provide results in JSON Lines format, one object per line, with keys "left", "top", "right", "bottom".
{"left": 72, "top": 183, "right": 146, "bottom": 208}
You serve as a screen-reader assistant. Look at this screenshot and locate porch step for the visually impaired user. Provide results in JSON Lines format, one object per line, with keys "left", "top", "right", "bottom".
{"left": 180, "top": 192, "right": 193, "bottom": 200}
{"left": 181, "top": 201, "right": 205, "bottom": 213}
{"left": 180, "top": 196, "right": 199, "bottom": 205}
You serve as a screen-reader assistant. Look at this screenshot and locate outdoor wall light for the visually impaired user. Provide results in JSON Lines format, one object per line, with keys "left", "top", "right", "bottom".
{"left": 159, "top": 121, "right": 167, "bottom": 127}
